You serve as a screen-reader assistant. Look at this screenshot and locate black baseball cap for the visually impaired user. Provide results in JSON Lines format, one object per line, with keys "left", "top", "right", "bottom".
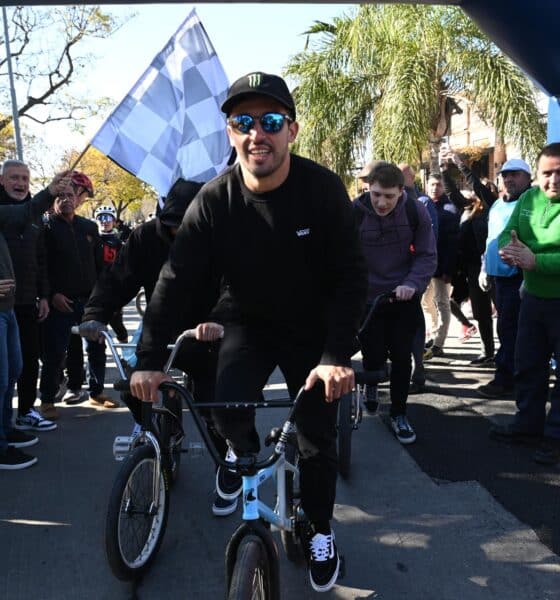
{"left": 221, "top": 72, "right": 296, "bottom": 120}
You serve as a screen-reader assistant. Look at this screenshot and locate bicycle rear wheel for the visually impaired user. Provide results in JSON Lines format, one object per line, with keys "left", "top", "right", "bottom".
{"left": 337, "top": 392, "right": 353, "bottom": 480}
{"left": 227, "top": 535, "right": 271, "bottom": 600}
{"left": 105, "top": 444, "right": 170, "bottom": 581}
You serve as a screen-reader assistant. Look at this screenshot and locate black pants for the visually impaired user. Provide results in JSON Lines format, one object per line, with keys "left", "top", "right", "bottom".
{"left": 360, "top": 297, "right": 420, "bottom": 416}
{"left": 109, "top": 309, "right": 128, "bottom": 342}
{"left": 211, "top": 324, "right": 339, "bottom": 524}
{"left": 493, "top": 274, "right": 523, "bottom": 388}
{"left": 14, "top": 304, "right": 41, "bottom": 416}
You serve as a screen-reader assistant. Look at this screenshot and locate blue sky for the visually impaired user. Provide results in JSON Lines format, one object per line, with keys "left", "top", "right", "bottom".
{"left": 31, "top": 3, "right": 352, "bottom": 167}
{"left": 91, "top": 4, "right": 352, "bottom": 98}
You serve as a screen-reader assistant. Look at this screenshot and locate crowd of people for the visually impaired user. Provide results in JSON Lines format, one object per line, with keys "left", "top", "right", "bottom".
{"left": 1, "top": 70, "right": 560, "bottom": 593}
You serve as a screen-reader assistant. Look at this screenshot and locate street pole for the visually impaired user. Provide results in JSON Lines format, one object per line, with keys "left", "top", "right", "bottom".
{"left": 2, "top": 5, "right": 24, "bottom": 161}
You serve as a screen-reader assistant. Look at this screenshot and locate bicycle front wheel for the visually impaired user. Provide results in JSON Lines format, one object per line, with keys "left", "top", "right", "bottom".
{"left": 105, "top": 444, "right": 170, "bottom": 581}
{"left": 337, "top": 392, "right": 353, "bottom": 480}
{"left": 228, "top": 535, "right": 271, "bottom": 600}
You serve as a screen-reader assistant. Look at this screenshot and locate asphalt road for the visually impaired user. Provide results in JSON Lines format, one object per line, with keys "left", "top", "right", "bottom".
{"left": 1, "top": 304, "right": 559, "bottom": 599}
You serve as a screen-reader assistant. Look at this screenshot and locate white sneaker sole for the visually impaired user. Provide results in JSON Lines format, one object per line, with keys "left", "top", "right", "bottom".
{"left": 0, "top": 456, "right": 38, "bottom": 470}
{"left": 215, "top": 468, "right": 243, "bottom": 500}
{"left": 212, "top": 497, "right": 238, "bottom": 517}
{"left": 8, "top": 437, "right": 39, "bottom": 449}
{"left": 14, "top": 422, "right": 57, "bottom": 432}
{"left": 309, "top": 554, "right": 340, "bottom": 593}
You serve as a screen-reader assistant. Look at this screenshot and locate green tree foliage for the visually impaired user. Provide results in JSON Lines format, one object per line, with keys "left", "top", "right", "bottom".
{"left": 284, "top": 4, "right": 546, "bottom": 179}
{"left": 64, "top": 147, "right": 156, "bottom": 221}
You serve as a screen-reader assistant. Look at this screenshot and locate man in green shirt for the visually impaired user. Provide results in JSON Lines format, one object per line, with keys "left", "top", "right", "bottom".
{"left": 489, "top": 143, "right": 560, "bottom": 464}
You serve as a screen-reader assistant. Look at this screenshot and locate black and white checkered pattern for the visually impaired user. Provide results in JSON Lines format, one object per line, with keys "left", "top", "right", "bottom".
{"left": 91, "top": 9, "right": 230, "bottom": 196}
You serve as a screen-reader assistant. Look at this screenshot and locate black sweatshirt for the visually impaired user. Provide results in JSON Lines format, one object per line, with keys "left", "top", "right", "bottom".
{"left": 44, "top": 214, "right": 103, "bottom": 300}
{"left": 136, "top": 154, "right": 368, "bottom": 371}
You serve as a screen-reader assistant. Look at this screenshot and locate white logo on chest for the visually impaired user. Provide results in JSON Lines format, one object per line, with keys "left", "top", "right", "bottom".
{"left": 296, "top": 228, "right": 310, "bottom": 237}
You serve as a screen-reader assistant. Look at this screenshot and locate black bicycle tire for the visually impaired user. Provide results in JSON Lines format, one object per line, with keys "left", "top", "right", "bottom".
{"left": 227, "top": 535, "right": 271, "bottom": 600}
{"left": 337, "top": 392, "right": 353, "bottom": 480}
{"left": 105, "top": 444, "right": 170, "bottom": 581}
{"left": 158, "top": 395, "right": 183, "bottom": 486}
{"left": 135, "top": 290, "right": 146, "bottom": 317}
{"left": 280, "top": 439, "right": 304, "bottom": 563}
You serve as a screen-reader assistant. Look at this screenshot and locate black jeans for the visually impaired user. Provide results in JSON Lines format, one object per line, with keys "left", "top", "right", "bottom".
{"left": 493, "top": 274, "right": 523, "bottom": 388}
{"left": 211, "top": 324, "right": 338, "bottom": 524}
{"left": 14, "top": 304, "right": 41, "bottom": 416}
{"left": 359, "top": 296, "right": 420, "bottom": 416}
{"left": 513, "top": 292, "right": 560, "bottom": 438}
{"left": 39, "top": 299, "right": 106, "bottom": 403}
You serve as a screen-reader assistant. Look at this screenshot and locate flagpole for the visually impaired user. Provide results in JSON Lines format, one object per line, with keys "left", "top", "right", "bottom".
{"left": 69, "top": 144, "right": 91, "bottom": 171}
{"left": 2, "top": 5, "right": 24, "bottom": 161}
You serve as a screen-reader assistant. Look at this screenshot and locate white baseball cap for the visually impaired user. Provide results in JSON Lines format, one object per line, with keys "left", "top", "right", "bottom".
{"left": 498, "top": 158, "right": 532, "bottom": 175}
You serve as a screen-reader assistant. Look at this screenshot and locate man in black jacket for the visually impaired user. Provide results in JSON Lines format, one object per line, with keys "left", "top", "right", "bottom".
{"left": 0, "top": 160, "right": 56, "bottom": 433}
{"left": 39, "top": 172, "right": 106, "bottom": 420}
{"left": 1, "top": 170, "right": 72, "bottom": 470}
{"left": 130, "top": 72, "right": 367, "bottom": 593}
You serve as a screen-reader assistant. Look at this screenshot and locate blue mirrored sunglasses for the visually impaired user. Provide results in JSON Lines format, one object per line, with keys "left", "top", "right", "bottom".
{"left": 97, "top": 214, "right": 114, "bottom": 223}
{"left": 227, "top": 112, "right": 293, "bottom": 134}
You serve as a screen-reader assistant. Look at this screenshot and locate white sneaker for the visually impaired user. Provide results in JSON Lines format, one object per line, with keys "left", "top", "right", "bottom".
{"left": 62, "top": 389, "right": 88, "bottom": 405}
{"left": 14, "top": 409, "right": 57, "bottom": 432}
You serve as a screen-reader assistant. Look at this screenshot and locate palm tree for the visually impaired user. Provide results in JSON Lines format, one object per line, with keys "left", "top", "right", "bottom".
{"left": 284, "top": 4, "right": 545, "bottom": 179}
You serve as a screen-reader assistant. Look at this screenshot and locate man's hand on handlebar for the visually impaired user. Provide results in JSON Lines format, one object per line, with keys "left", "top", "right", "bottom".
{"left": 79, "top": 320, "right": 108, "bottom": 343}
{"left": 193, "top": 321, "right": 224, "bottom": 342}
{"left": 394, "top": 285, "right": 416, "bottom": 301}
{"left": 305, "top": 365, "right": 355, "bottom": 403}
{"left": 130, "top": 371, "right": 174, "bottom": 403}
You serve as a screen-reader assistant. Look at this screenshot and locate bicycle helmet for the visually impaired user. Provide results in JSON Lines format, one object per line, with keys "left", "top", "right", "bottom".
{"left": 94, "top": 205, "right": 116, "bottom": 220}
{"left": 71, "top": 171, "right": 94, "bottom": 197}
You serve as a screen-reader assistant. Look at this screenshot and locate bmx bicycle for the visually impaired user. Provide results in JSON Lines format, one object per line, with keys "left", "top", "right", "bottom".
{"left": 87, "top": 326, "right": 372, "bottom": 594}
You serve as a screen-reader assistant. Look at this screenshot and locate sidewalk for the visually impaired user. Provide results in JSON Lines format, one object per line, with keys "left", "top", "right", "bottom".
{"left": 1, "top": 306, "right": 559, "bottom": 599}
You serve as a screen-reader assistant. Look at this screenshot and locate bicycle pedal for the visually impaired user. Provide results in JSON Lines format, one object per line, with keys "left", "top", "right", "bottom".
{"left": 337, "top": 554, "right": 346, "bottom": 580}
{"left": 113, "top": 436, "right": 134, "bottom": 461}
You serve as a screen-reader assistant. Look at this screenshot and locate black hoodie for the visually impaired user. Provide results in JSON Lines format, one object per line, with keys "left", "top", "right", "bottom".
{"left": 83, "top": 180, "right": 203, "bottom": 324}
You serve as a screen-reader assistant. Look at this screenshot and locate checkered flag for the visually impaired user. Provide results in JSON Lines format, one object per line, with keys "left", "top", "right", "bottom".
{"left": 91, "top": 9, "right": 230, "bottom": 196}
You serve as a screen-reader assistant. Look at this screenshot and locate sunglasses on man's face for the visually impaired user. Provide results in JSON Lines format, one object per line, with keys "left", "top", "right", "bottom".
{"left": 97, "top": 214, "right": 115, "bottom": 223}
{"left": 227, "top": 112, "right": 293, "bottom": 135}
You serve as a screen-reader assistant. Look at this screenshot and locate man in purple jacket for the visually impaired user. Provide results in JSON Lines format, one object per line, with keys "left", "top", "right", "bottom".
{"left": 355, "top": 162, "right": 437, "bottom": 444}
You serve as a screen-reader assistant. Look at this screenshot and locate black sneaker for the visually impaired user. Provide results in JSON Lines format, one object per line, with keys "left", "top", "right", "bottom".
{"left": 364, "top": 385, "right": 379, "bottom": 413}
{"left": 408, "top": 381, "right": 426, "bottom": 395}
{"left": 211, "top": 493, "right": 238, "bottom": 517}
{"left": 470, "top": 355, "right": 495, "bottom": 366}
{"left": 533, "top": 438, "right": 560, "bottom": 465}
{"left": 7, "top": 430, "right": 39, "bottom": 449}
{"left": 216, "top": 447, "right": 242, "bottom": 500}
{"left": 0, "top": 447, "right": 38, "bottom": 470}
{"left": 431, "top": 345, "right": 444, "bottom": 357}
{"left": 305, "top": 527, "right": 340, "bottom": 592}
{"left": 478, "top": 382, "right": 513, "bottom": 399}
{"left": 391, "top": 415, "right": 416, "bottom": 444}
{"left": 489, "top": 424, "right": 542, "bottom": 445}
